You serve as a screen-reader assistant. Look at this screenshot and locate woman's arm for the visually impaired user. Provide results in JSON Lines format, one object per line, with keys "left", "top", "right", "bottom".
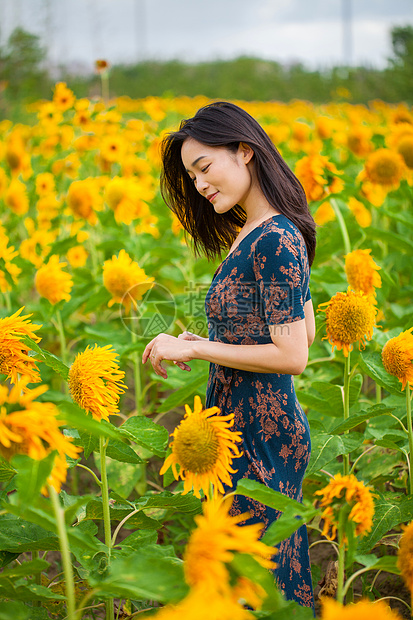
{"left": 304, "top": 299, "right": 315, "bottom": 348}
{"left": 142, "top": 319, "right": 308, "bottom": 379}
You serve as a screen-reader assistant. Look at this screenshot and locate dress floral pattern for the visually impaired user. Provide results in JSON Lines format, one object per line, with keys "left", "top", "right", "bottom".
{"left": 205, "top": 214, "right": 314, "bottom": 610}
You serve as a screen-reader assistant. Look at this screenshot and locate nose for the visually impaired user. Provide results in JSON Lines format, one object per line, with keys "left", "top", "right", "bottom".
{"left": 195, "top": 177, "right": 208, "bottom": 193}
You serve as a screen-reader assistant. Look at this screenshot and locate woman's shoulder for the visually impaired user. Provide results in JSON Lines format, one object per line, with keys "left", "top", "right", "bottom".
{"left": 255, "top": 214, "right": 307, "bottom": 257}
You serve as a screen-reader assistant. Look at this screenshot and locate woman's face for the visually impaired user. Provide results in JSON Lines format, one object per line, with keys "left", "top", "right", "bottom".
{"left": 181, "top": 138, "right": 255, "bottom": 214}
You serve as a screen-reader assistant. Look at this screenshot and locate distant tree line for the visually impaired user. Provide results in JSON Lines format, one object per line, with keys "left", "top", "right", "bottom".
{"left": 0, "top": 25, "right": 412, "bottom": 111}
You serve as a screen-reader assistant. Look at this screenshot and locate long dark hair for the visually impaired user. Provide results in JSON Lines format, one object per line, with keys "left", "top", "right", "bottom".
{"left": 160, "top": 101, "right": 316, "bottom": 265}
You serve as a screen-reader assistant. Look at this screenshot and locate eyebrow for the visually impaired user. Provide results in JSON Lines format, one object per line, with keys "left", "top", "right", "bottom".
{"left": 185, "top": 155, "right": 207, "bottom": 172}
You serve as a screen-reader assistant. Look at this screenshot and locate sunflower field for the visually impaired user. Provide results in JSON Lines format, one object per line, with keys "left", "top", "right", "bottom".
{"left": 1, "top": 81, "right": 413, "bottom": 620}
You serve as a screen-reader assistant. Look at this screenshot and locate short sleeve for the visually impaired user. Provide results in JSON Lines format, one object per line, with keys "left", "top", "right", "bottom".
{"left": 253, "top": 229, "right": 309, "bottom": 326}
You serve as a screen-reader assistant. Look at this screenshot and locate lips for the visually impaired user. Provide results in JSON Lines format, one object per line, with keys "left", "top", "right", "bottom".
{"left": 206, "top": 192, "right": 218, "bottom": 202}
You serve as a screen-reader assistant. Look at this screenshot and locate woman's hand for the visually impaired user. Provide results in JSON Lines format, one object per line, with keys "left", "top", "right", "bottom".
{"left": 142, "top": 333, "right": 197, "bottom": 379}
{"left": 177, "top": 330, "right": 209, "bottom": 342}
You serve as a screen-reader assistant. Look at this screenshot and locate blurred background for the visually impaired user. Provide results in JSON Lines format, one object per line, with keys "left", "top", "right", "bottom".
{"left": 0, "top": 0, "right": 412, "bottom": 106}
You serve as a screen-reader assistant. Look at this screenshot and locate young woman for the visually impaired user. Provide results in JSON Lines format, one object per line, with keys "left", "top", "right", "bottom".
{"left": 142, "top": 101, "right": 316, "bottom": 610}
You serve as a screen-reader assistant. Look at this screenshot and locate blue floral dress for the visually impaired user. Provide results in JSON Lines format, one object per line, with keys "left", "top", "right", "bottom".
{"left": 205, "top": 214, "right": 314, "bottom": 610}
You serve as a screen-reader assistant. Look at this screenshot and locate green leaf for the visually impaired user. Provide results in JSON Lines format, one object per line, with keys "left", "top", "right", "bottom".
{"left": 105, "top": 459, "right": 142, "bottom": 499}
{"left": 354, "top": 554, "right": 400, "bottom": 575}
{"left": 120, "top": 416, "right": 169, "bottom": 457}
{"left": 89, "top": 547, "right": 188, "bottom": 603}
{"left": 0, "top": 457, "right": 16, "bottom": 482}
{"left": 329, "top": 403, "right": 396, "bottom": 434}
{"left": 78, "top": 432, "right": 99, "bottom": 459}
{"left": 84, "top": 499, "right": 161, "bottom": 529}
{"left": 46, "top": 235, "right": 79, "bottom": 257}
{"left": 57, "top": 401, "right": 123, "bottom": 441}
{"left": 230, "top": 553, "right": 285, "bottom": 612}
{"left": 0, "top": 558, "right": 49, "bottom": 582}
{"left": 0, "top": 514, "right": 59, "bottom": 552}
{"left": 0, "top": 601, "right": 31, "bottom": 620}
{"left": 21, "top": 336, "right": 69, "bottom": 381}
{"left": 306, "top": 432, "right": 364, "bottom": 476}
{"left": 0, "top": 582, "right": 66, "bottom": 602}
{"left": 119, "top": 530, "right": 158, "bottom": 551}
{"left": 367, "top": 227, "right": 413, "bottom": 254}
{"left": 83, "top": 286, "right": 111, "bottom": 314}
{"left": 359, "top": 351, "right": 403, "bottom": 396}
{"left": 262, "top": 504, "right": 319, "bottom": 546}
{"left": 235, "top": 479, "right": 315, "bottom": 516}
{"left": 4, "top": 500, "right": 101, "bottom": 553}
{"left": 135, "top": 491, "right": 202, "bottom": 516}
{"left": 105, "top": 440, "right": 143, "bottom": 464}
{"left": 0, "top": 550, "right": 20, "bottom": 568}
{"left": 155, "top": 372, "right": 209, "bottom": 414}
{"left": 357, "top": 492, "right": 413, "bottom": 553}
{"left": 11, "top": 453, "right": 55, "bottom": 506}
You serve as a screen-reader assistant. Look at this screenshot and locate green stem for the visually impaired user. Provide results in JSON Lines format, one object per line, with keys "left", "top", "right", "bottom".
{"left": 3, "top": 291, "right": 11, "bottom": 312}
{"left": 101, "top": 72, "right": 109, "bottom": 103}
{"left": 130, "top": 317, "right": 142, "bottom": 415}
{"left": 55, "top": 308, "right": 68, "bottom": 367}
{"left": 48, "top": 485, "right": 76, "bottom": 620}
{"left": 76, "top": 463, "right": 102, "bottom": 488}
{"left": 55, "top": 308, "right": 69, "bottom": 396}
{"left": 32, "top": 550, "right": 41, "bottom": 607}
{"left": 336, "top": 542, "right": 346, "bottom": 604}
{"left": 406, "top": 382, "right": 413, "bottom": 496}
{"left": 330, "top": 198, "right": 351, "bottom": 255}
{"left": 99, "top": 435, "right": 114, "bottom": 620}
{"left": 343, "top": 351, "right": 351, "bottom": 475}
{"left": 376, "top": 383, "right": 382, "bottom": 404}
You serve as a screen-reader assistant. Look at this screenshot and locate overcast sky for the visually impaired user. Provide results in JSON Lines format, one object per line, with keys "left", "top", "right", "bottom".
{"left": 1, "top": 0, "right": 413, "bottom": 71}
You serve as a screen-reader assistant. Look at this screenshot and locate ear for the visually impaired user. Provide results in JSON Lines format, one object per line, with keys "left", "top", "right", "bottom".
{"left": 239, "top": 142, "right": 254, "bottom": 164}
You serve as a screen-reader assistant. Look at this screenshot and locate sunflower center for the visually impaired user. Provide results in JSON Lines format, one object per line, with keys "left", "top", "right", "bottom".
{"left": 398, "top": 137, "right": 413, "bottom": 169}
{"left": 69, "top": 369, "right": 84, "bottom": 406}
{"left": 382, "top": 341, "right": 409, "bottom": 378}
{"left": 174, "top": 414, "right": 220, "bottom": 474}
{"left": 327, "top": 296, "right": 375, "bottom": 344}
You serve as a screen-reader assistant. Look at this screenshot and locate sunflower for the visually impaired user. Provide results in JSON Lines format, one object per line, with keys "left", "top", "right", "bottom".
{"left": 4, "top": 178, "right": 29, "bottom": 215}
{"left": 318, "top": 287, "right": 377, "bottom": 357}
{"left": 0, "top": 167, "right": 8, "bottom": 197}
{"left": 52, "top": 82, "right": 75, "bottom": 112}
{"left": 154, "top": 587, "right": 254, "bottom": 620}
{"left": 5, "top": 138, "right": 31, "bottom": 179}
{"left": 159, "top": 395, "right": 242, "bottom": 499}
{"left": 0, "top": 307, "right": 42, "bottom": 384}
{"left": 100, "top": 135, "right": 126, "bottom": 164}
{"left": 344, "top": 249, "right": 381, "bottom": 298}
{"left": 398, "top": 521, "right": 413, "bottom": 593}
{"left": 104, "top": 176, "right": 150, "bottom": 225}
{"left": 35, "top": 172, "right": 56, "bottom": 196}
{"left": 295, "top": 154, "right": 344, "bottom": 202}
{"left": 184, "top": 495, "right": 276, "bottom": 596}
{"left": 67, "top": 178, "right": 101, "bottom": 224}
{"left": 348, "top": 197, "right": 372, "bottom": 228}
{"left": 0, "top": 376, "right": 82, "bottom": 493}
{"left": 95, "top": 59, "right": 110, "bottom": 73}
{"left": 382, "top": 328, "right": 413, "bottom": 390}
{"left": 67, "top": 245, "right": 88, "bottom": 268}
{"left": 314, "top": 201, "right": 335, "bottom": 226}
{"left": 102, "top": 249, "right": 155, "bottom": 314}
{"left": 0, "top": 236, "right": 21, "bottom": 293}
{"left": 68, "top": 344, "right": 127, "bottom": 422}
{"left": 35, "top": 255, "right": 73, "bottom": 305}
{"left": 364, "top": 148, "right": 405, "bottom": 189}
{"left": 397, "top": 135, "right": 413, "bottom": 169}
{"left": 346, "top": 126, "right": 372, "bottom": 157}
{"left": 315, "top": 473, "right": 375, "bottom": 541}
{"left": 321, "top": 598, "right": 403, "bottom": 620}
